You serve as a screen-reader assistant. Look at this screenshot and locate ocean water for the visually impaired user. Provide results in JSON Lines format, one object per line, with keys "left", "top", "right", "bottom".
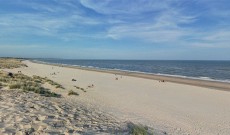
{"left": 34, "top": 59, "right": 230, "bottom": 83}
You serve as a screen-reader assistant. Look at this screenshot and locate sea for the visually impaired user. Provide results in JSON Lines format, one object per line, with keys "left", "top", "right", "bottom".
{"left": 33, "top": 59, "right": 230, "bottom": 83}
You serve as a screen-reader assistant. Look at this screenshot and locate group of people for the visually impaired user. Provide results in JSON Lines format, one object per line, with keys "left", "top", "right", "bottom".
{"left": 115, "top": 74, "right": 122, "bottom": 80}
{"left": 159, "top": 80, "right": 165, "bottom": 82}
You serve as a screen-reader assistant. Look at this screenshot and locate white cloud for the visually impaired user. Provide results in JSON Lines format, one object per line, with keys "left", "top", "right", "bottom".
{"left": 107, "top": 24, "right": 185, "bottom": 43}
{"left": 181, "top": 28, "right": 230, "bottom": 47}
{"left": 0, "top": 12, "right": 103, "bottom": 39}
{"left": 95, "top": 0, "right": 229, "bottom": 48}
{"left": 0, "top": 0, "right": 105, "bottom": 39}
{"left": 106, "top": 6, "right": 196, "bottom": 43}
{"left": 80, "top": 0, "right": 169, "bottom": 15}
{"left": 202, "top": 31, "right": 230, "bottom": 42}
{"left": 0, "top": 0, "right": 230, "bottom": 49}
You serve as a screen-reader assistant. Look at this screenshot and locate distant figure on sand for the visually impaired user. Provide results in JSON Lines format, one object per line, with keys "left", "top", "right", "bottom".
{"left": 50, "top": 72, "right": 56, "bottom": 75}
{"left": 159, "top": 80, "right": 165, "bottom": 82}
{"left": 88, "top": 84, "right": 94, "bottom": 88}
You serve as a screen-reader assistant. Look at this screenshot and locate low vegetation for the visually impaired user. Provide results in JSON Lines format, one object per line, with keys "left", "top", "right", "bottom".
{"left": 0, "top": 58, "right": 27, "bottom": 69}
{"left": 9, "top": 83, "right": 22, "bottom": 89}
{"left": 68, "top": 90, "right": 79, "bottom": 96}
{"left": 128, "top": 123, "right": 153, "bottom": 135}
{"left": 80, "top": 88, "right": 86, "bottom": 92}
{"left": 0, "top": 71, "right": 60, "bottom": 97}
{"left": 33, "top": 75, "right": 65, "bottom": 89}
{"left": 0, "top": 58, "right": 63, "bottom": 97}
{"left": 74, "top": 86, "right": 86, "bottom": 92}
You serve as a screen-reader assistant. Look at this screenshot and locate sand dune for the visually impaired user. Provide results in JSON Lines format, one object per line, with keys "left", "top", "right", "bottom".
{"left": 0, "top": 90, "right": 127, "bottom": 134}
{"left": 3, "top": 60, "right": 230, "bottom": 135}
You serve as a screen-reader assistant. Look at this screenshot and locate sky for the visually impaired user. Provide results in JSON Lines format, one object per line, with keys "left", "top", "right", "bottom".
{"left": 0, "top": 0, "right": 230, "bottom": 60}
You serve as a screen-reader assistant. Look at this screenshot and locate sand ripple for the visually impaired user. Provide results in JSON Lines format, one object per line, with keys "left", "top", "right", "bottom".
{"left": 0, "top": 90, "right": 127, "bottom": 134}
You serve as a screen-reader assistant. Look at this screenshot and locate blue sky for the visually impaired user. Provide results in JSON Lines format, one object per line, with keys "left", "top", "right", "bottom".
{"left": 0, "top": 0, "right": 230, "bottom": 60}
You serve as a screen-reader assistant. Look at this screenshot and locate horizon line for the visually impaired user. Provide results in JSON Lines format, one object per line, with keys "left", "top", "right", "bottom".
{"left": 1, "top": 57, "right": 229, "bottom": 61}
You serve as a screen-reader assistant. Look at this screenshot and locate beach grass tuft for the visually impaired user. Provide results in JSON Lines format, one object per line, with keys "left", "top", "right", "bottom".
{"left": 128, "top": 123, "right": 151, "bottom": 135}
{"left": 80, "top": 88, "right": 86, "bottom": 92}
{"left": 32, "top": 75, "right": 65, "bottom": 89}
{"left": 68, "top": 90, "right": 79, "bottom": 96}
{"left": 0, "top": 58, "right": 27, "bottom": 69}
{"left": 0, "top": 70, "right": 61, "bottom": 97}
{"left": 74, "top": 86, "right": 86, "bottom": 92}
{"left": 9, "top": 83, "right": 22, "bottom": 89}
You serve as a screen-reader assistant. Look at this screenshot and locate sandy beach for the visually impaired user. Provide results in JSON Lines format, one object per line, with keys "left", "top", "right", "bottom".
{"left": 0, "top": 90, "right": 125, "bottom": 134}
{"left": 2, "top": 60, "right": 230, "bottom": 134}
{"left": 1, "top": 1, "right": 230, "bottom": 134}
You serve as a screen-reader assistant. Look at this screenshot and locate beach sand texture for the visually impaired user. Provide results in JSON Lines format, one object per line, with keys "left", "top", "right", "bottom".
{"left": 0, "top": 90, "right": 127, "bottom": 134}
{"left": 2, "top": 60, "right": 230, "bottom": 135}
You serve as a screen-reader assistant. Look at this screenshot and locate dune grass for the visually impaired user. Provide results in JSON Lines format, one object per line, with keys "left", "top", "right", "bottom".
{"left": 9, "top": 83, "right": 22, "bottom": 89}
{"left": 131, "top": 125, "right": 148, "bottom": 135}
{"left": 74, "top": 86, "right": 86, "bottom": 92}
{"left": 68, "top": 90, "right": 79, "bottom": 96}
{"left": 80, "top": 88, "right": 86, "bottom": 92}
{"left": 128, "top": 123, "right": 153, "bottom": 135}
{"left": 0, "top": 71, "right": 60, "bottom": 97}
{"left": 0, "top": 58, "right": 27, "bottom": 69}
{"left": 32, "top": 75, "right": 65, "bottom": 89}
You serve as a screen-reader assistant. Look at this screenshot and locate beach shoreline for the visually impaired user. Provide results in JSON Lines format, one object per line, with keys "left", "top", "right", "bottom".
{"left": 0, "top": 59, "right": 156, "bottom": 134}
{"left": 31, "top": 60, "right": 230, "bottom": 91}
{"left": 3, "top": 59, "right": 230, "bottom": 134}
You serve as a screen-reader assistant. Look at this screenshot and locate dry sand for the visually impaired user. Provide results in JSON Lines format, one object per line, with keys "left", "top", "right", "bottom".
{"left": 3, "top": 60, "right": 230, "bottom": 135}
{"left": 0, "top": 90, "right": 126, "bottom": 134}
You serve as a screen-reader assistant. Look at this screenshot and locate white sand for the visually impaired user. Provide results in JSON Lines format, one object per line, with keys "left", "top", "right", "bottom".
{"left": 5, "top": 60, "right": 230, "bottom": 134}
